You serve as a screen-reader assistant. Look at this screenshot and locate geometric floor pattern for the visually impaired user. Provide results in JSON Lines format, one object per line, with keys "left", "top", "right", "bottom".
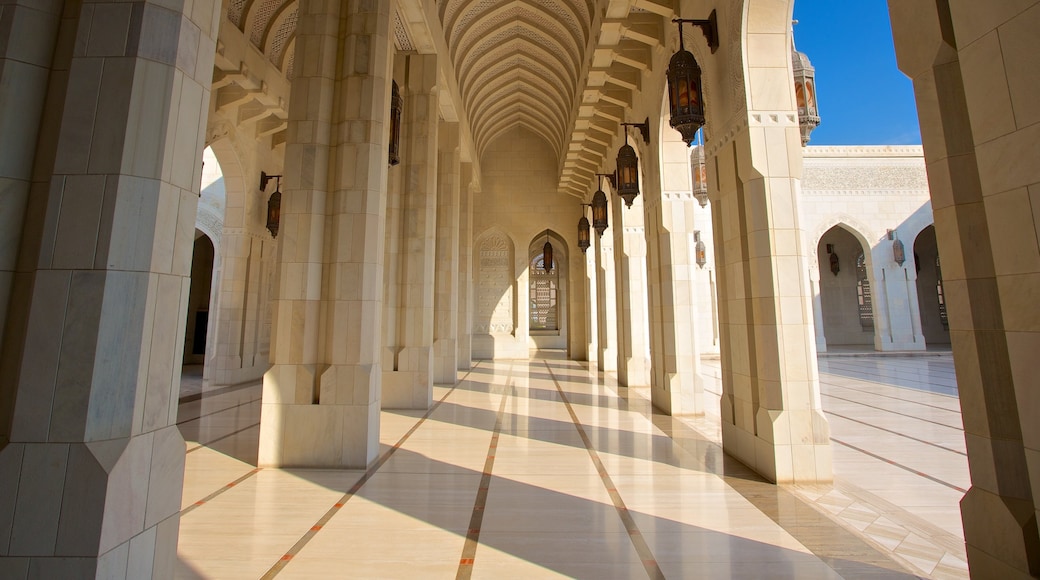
{"left": 176, "top": 353, "right": 966, "bottom": 579}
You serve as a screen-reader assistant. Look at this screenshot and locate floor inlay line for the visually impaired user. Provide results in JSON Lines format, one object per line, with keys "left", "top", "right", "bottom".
{"left": 178, "top": 380, "right": 261, "bottom": 404}
{"left": 543, "top": 361, "right": 665, "bottom": 580}
{"left": 180, "top": 468, "right": 263, "bottom": 516}
{"left": 832, "top": 438, "right": 967, "bottom": 493}
{"left": 177, "top": 396, "right": 260, "bottom": 426}
{"left": 259, "top": 365, "right": 479, "bottom": 579}
{"left": 456, "top": 379, "right": 513, "bottom": 580}
{"left": 821, "top": 391, "right": 962, "bottom": 429}
{"left": 825, "top": 410, "right": 966, "bottom": 456}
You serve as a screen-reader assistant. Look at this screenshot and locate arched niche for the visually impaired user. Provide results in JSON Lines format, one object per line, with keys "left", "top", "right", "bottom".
{"left": 472, "top": 228, "right": 516, "bottom": 358}
{"left": 816, "top": 224, "right": 876, "bottom": 349}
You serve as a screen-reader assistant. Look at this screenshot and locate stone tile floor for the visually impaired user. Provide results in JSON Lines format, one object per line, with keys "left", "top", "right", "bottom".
{"left": 175, "top": 353, "right": 966, "bottom": 578}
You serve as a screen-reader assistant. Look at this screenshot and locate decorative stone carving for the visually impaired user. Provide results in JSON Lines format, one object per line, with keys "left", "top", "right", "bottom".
{"left": 475, "top": 233, "right": 514, "bottom": 334}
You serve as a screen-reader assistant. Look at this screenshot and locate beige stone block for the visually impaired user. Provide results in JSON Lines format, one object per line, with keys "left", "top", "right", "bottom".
{"left": 9, "top": 443, "right": 69, "bottom": 556}
{"left": 958, "top": 29, "right": 1016, "bottom": 145}
{"left": 1000, "top": 4, "right": 1040, "bottom": 129}
{"left": 977, "top": 120, "right": 1040, "bottom": 197}
{"left": 986, "top": 188, "right": 1040, "bottom": 275}
{"left": 96, "top": 541, "right": 130, "bottom": 580}
{"left": 126, "top": 525, "right": 157, "bottom": 580}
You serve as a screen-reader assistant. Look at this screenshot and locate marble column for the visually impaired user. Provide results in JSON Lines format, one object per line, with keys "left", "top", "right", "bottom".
{"left": 381, "top": 53, "right": 438, "bottom": 408}
{"left": 259, "top": 0, "right": 393, "bottom": 468}
{"left": 643, "top": 129, "right": 704, "bottom": 415}
{"left": 613, "top": 195, "right": 651, "bottom": 386}
{"left": 456, "top": 164, "right": 474, "bottom": 370}
{"left": 888, "top": 1, "right": 1040, "bottom": 575}
{"left": 433, "top": 122, "right": 461, "bottom": 384}
{"left": 0, "top": 0, "right": 221, "bottom": 575}
{"left": 809, "top": 268, "right": 827, "bottom": 353}
{"left": 711, "top": 119, "right": 832, "bottom": 483}
{"left": 595, "top": 213, "right": 618, "bottom": 372}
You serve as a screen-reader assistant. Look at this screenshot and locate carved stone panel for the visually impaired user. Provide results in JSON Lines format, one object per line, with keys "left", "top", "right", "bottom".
{"left": 475, "top": 233, "right": 513, "bottom": 334}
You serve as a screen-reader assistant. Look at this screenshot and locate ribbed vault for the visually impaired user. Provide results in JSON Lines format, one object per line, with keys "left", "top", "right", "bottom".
{"left": 440, "top": 0, "right": 593, "bottom": 161}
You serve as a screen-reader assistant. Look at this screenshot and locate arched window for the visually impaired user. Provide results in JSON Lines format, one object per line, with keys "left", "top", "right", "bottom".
{"left": 530, "top": 253, "right": 558, "bottom": 331}
{"left": 856, "top": 251, "right": 874, "bottom": 329}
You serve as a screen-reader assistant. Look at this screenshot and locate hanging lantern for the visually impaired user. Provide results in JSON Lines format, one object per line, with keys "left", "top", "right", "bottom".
{"left": 695, "top": 231, "right": 706, "bottom": 268}
{"left": 260, "top": 171, "right": 282, "bottom": 238}
{"left": 828, "top": 245, "right": 840, "bottom": 276}
{"left": 691, "top": 144, "right": 709, "bottom": 207}
{"left": 578, "top": 215, "right": 591, "bottom": 254}
{"left": 616, "top": 140, "right": 639, "bottom": 208}
{"left": 667, "top": 13, "right": 718, "bottom": 146}
{"left": 792, "top": 46, "right": 820, "bottom": 146}
{"left": 592, "top": 187, "right": 608, "bottom": 236}
{"left": 543, "top": 237, "right": 554, "bottom": 272}
{"left": 890, "top": 230, "right": 906, "bottom": 267}
{"left": 388, "top": 80, "right": 403, "bottom": 166}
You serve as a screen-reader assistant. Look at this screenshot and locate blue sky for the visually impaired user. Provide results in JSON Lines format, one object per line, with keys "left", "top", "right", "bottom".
{"left": 791, "top": 0, "right": 921, "bottom": 145}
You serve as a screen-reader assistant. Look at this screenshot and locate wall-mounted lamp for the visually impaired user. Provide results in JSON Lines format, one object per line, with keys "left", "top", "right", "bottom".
{"left": 592, "top": 173, "right": 613, "bottom": 236}
{"left": 260, "top": 171, "right": 282, "bottom": 238}
{"left": 578, "top": 204, "right": 591, "bottom": 254}
{"left": 826, "top": 243, "right": 839, "bottom": 276}
{"left": 543, "top": 230, "right": 554, "bottom": 272}
{"left": 694, "top": 230, "right": 707, "bottom": 268}
{"left": 792, "top": 27, "right": 820, "bottom": 146}
{"left": 667, "top": 12, "right": 718, "bottom": 145}
{"left": 389, "top": 80, "right": 403, "bottom": 166}
{"left": 617, "top": 118, "right": 649, "bottom": 208}
{"left": 691, "top": 141, "right": 709, "bottom": 207}
{"left": 889, "top": 229, "right": 906, "bottom": 267}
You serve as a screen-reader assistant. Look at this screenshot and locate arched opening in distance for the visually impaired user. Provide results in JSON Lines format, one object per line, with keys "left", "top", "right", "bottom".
{"left": 816, "top": 225, "right": 875, "bottom": 349}
{"left": 913, "top": 225, "right": 950, "bottom": 346}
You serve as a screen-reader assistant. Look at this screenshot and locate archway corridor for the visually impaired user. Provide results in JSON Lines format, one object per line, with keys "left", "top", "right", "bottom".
{"left": 176, "top": 352, "right": 966, "bottom": 578}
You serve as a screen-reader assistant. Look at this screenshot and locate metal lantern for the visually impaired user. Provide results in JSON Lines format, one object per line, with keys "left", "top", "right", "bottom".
{"left": 695, "top": 231, "right": 707, "bottom": 268}
{"left": 389, "top": 80, "right": 403, "bottom": 166}
{"left": 616, "top": 140, "right": 639, "bottom": 208}
{"left": 827, "top": 244, "right": 840, "bottom": 276}
{"left": 792, "top": 47, "right": 820, "bottom": 146}
{"left": 668, "top": 13, "right": 718, "bottom": 145}
{"left": 592, "top": 187, "right": 608, "bottom": 236}
{"left": 260, "top": 171, "right": 282, "bottom": 238}
{"left": 691, "top": 144, "right": 709, "bottom": 207}
{"left": 890, "top": 231, "right": 906, "bottom": 267}
{"left": 578, "top": 214, "right": 591, "bottom": 254}
{"left": 543, "top": 236, "right": 554, "bottom": 272}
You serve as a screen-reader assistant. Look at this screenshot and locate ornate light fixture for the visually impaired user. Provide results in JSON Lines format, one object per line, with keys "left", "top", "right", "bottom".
{"left": 691, "top": 139, "right": 709, "bottom": 207}
{"left": 667, "top": 12, "right": 718, "bottom": 145}
{"left": 792, "top": 28, "right": 820, "bottom": 146}
{"left": 827, "top": 243, "right": 839, "bottom": 276}
{"left": 260, "top": 171, "right": 282, "bottom": 238}
{"left": 389, "top": 80, "right": 403, "bottom": 166}
{"left": 616, "top": 118, "right": 649, "bottom": 208}
{"left": 592, "top": 173, "right": 613, "bottom": 236}
{"left": 578, "top": 205, "right": 591, "bottom": 254}
{"left": 889, "top": 230, "right": 906, "bottom": 267}
{"left": 695, "top": 231, "right": 707, "bottom": 268}
{"left": 543, "top": 230, "right": 554, "bottom": 272}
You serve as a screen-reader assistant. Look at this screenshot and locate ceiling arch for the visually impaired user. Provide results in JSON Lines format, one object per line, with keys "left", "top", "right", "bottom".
{"left": 441, "top": 0, "right": 591, "bottom": 161}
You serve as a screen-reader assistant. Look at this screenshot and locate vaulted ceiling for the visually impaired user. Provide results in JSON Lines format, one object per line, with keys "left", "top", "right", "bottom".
{"left": 219, "top": 0, "right": 672, "bottom": 197}
{"left": 438, "top": 0, "right": 594, "bottom": 162}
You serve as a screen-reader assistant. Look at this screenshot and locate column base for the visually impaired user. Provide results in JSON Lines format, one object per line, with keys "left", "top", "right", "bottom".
{"left": 258, "top": 364, "right": 380, "bottom": 468}
{"left": 598, "top": 347, "right": 617, "bottom": 372}
{"left": 721, "top": 407, "right": 833, "bottom": 483}
{"left": 650, "top": 371, "right": 704, "bottom": 416}
{"left": 961, "top": 486, "right": 1040, "bottom": 578}
{"left": 433, "top": 338, "right": 458, "bottom": 384}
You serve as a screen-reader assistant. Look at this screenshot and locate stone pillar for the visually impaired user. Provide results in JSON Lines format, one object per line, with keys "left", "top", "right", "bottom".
{"left": 0, "top": 0, "right": 220, "bottom": 575}
{"left": 711, "top": 117, "right": 832, "bottom": 483}
{"left": 595, "top": 216, "right": 618, "bottom": 372}
{"left": 0, "top": 0, "right": 62, "bottom": 441}
{"left": 875, "top": 260, "right": 926, "bottom": 351}
{"left": 585, "top": 225, "right": 598, "bottom": 364}
{"left": 456, "top": 164, "right": 474, "bottom": 370}
{"left": 613, "top": 196, "right": 650, "bottom": 386}
{"left": 382, "top": 53, "right": 438, "bottom": 408}
{"left": 260, "top": 0, "right": 393, "bottom": 468}
{"left": 433, "top": 122, "right": 460, "bottom": 384}
{"left": 888, "top": 1, "right": 1040, "bottom": 576}
{"left": 809, "top": 268, "right": 827, "bottom": 352}
{"left": 643, "top": 129, "right": 704, "bottom": 415}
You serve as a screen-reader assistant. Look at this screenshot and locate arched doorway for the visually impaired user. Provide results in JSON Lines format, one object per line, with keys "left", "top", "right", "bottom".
{"left": 913, "top": 225, "right": 950, "bottom": 345}
{"left": 816, "top": 225, "right": 875, "bottom": 349}
{"left": 528, "top": 231, "right": 568, "bottom": 351}
{"left": 183, "top": 231, "right": 216, "bottom": 370}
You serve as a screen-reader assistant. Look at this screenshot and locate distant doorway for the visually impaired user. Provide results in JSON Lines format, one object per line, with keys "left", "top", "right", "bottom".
{"left": 817, "top": 226, "right": 875, "bottom": 348}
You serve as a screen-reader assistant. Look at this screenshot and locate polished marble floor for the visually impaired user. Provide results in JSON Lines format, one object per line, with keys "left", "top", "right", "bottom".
{"left": 176, "top": 354, "right": 967, "bottom": 579}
